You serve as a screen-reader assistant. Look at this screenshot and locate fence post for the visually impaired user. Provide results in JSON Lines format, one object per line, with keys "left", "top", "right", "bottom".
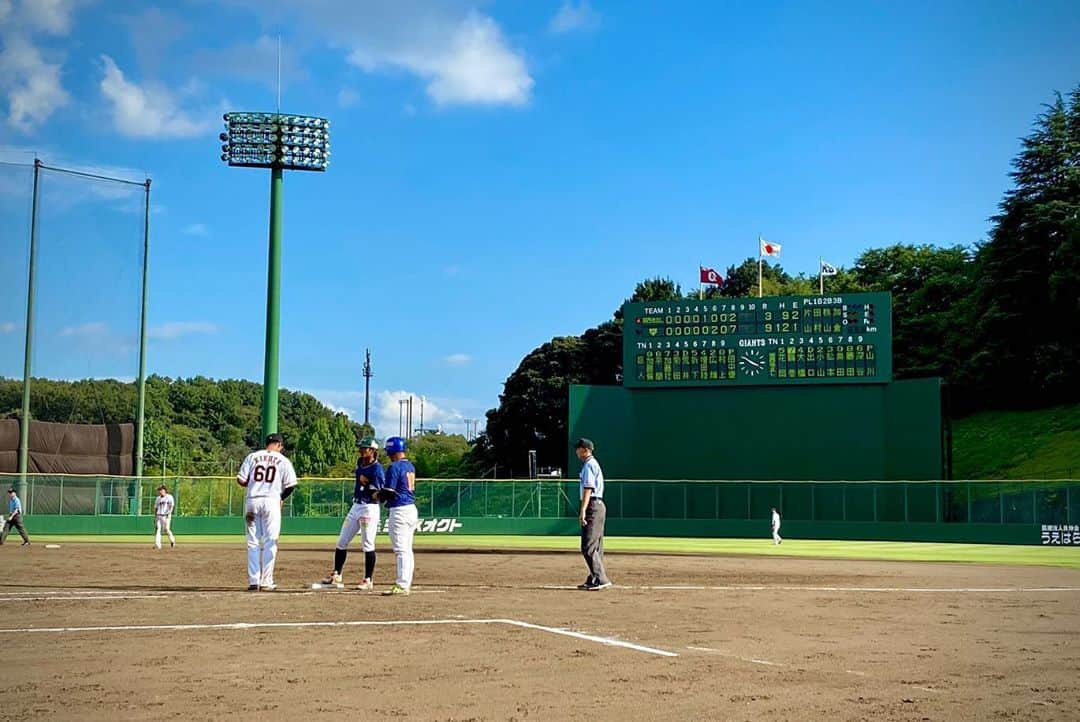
{"left": 207, "top": 478, "right": 212, "bottom": 516}
{"left": 228, "top": 478, "right": 233, "bottom": 516}
{"left": 683, "top": 482, "right": 688, "bottom": 519}
{"left": 511, "top": 482, "right": 516, "bottom": 518}
{"left": 484, "top": 482, "right": 488, "bottom": 517}
{"left": 95, "top": 476, "right": 102, "bottom": 515}
{"left": 811, "top": 483, "right": 816, "bottom": 521}
{"left": 1067, "top": 486, "right": 1071, "bottom": 525}
{"left": 779, "top": 484, "right": 784, "bottom": 519}
{"left": 872, "top": 484, "right": 877, "bottom": 522}
{"left": 58, "top": 476, "right": 64, "bottom": 515}
{"left": 651, "top": 483, "right": 656, "bottom": 520}
{"left": 999, "top": 484, "right": 1004, "bottom": 524}
{"left": 457, "top": 480, "right": 462, "bottom": 518}
{"left": 746, "top": 484, "right": 751, "bottom": 520}
{"left": 935, "top": 482, "right": 941, "bottom": 523}
{"left": 842, "top": 484, "right": 847, "bottom": 522}
{"left": 903, "top": 483, "right": 909, "bottom": 523}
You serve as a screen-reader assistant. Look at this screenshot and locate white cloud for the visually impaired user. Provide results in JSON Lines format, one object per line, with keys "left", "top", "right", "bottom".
{"left": 550, "top": 1, "right": 600, "bottom": 34}
{"left": 0, "top": 321, "right": 16, "bottom": 334}
{"left": 148, "top": 321, "right": 220, "bottom": 340}
{"left": 19, "top": 0, "right": 83, "bottom": 35}
{"left": 99, "top": 55, "right": 213, "bottom": 139}
{"left": 59, "top": 321, "right": 107, "bottom": 338}
{"left": 182, "top": 223, "right": 207, "bottom": 236}
{"left": 442, "top": 353, "right": 471, "bottom": 366}
{"left": 0, "top": 35, "right": 70, "bottom": 131}
{"left": 309, "top": 387, "right": 484, "bottom": 438}
{"left": 224, "top": 1, "right": 532, "bottom": 108}
{"left": 337, "top": 87, "right": 360, "bottom": 108}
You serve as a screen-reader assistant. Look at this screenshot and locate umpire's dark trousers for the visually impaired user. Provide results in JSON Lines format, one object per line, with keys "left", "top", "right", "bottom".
{"left": 581, "top": 498, "right": 610, "bottom": 585}
{"left": 1, "top": 514, "right": 29, "bottom": 544}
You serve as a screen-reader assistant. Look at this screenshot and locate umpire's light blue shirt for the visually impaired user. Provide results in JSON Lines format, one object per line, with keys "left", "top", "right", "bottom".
{"left": 579, "top": 456, "right": 604, "bottom": 500}
{"left": 9, "top": 494, "right": 22, "bottom": 516}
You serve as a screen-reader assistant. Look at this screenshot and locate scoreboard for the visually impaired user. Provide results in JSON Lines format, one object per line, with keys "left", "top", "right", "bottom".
{"left": 623, "top": 292, "right": 892, "bottom": 388}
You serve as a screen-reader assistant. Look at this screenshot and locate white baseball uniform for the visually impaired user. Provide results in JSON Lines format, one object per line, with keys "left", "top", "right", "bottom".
{"left": 154, "top": 492, "right": 175, "bottom": 549}
{"left": 771, "top": 509, "right": 782, "bottom": 545}
{"left": 238, "top": 449, "right": 298, "bottom": 588}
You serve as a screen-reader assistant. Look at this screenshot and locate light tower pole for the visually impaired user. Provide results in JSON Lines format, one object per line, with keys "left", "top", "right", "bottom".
{"left": 218, "top": 112, "right": 330, "bottom": 441}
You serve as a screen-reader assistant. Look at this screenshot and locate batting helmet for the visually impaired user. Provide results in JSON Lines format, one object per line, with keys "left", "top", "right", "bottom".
{"left": 384, "top": 436, "right": 407, "bottom": 455}
{"left": 356, "top": 436, "right": 379, "bottom": 450}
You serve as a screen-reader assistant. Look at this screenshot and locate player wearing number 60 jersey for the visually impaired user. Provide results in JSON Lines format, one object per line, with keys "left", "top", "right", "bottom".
{"left": 237, "top": 433, "right": 298, "bottom": 591}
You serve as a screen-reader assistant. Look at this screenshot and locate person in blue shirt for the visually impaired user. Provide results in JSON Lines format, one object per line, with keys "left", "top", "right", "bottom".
{"left": 318, "top": 437, "right": 385, "bottom": 590}
{"left": 2, "top": 488, "right": 30, "bottom": 546}
{"left": 380, "top": 436, "right": 417, "bottom": 596}
{"left": 575, "top": 439, "right": 611, "bottom": 590}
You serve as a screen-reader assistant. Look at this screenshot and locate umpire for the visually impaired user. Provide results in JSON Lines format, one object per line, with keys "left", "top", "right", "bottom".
{"left": 575, "top": 438, "right": 612, "bottom": 590}
{"left": 1, "top": 488, "right": 30, "bottom": 546}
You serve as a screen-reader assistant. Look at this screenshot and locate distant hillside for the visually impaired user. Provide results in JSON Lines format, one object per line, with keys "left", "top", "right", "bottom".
{"left": 951, "top": 404, "right": 1080, "bottom": 480}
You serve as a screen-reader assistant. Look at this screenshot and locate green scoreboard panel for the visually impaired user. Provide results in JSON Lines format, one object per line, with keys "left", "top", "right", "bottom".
{"left": 623, "top": 292, "right": 892, "bottom": 387}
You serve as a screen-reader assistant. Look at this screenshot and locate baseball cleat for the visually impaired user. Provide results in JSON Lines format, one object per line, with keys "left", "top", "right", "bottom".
{"left": 586, "top": 581, "right": 613, "bottom": 591}
{"left": 260, "top": 583, "right": 278, "bottom": 592}
{"left": 247, "top": 584, "right": 259, "bottom": 591}
{"left": 356, "top": 578, "right": 373, "bottom": 591}
{"left": 320, "top": 571, "right": 343, "bottom": 586}
{"left": 382, "top": 584, "right": 410, "bottom": 596}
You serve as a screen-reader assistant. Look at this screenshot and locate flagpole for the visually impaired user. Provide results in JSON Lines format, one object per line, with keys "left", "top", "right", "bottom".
{"left": 757, "top": 235, "right": 763, "bottom": 298}
{"left": 819, "top": 257, "right": 823, "bottom": 295}
{"left": 699, "top": 263, "right": 703, "bottom": 301}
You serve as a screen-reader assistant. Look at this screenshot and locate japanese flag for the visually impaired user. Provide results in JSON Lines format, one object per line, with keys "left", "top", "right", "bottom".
{"left": 760, "top": 239, "right": 782, "bottom": 257}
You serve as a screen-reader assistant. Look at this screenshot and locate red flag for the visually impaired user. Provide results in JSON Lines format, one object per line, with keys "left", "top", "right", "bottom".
{"left": 700, "top": 266, "right": 723, "bottom": 285}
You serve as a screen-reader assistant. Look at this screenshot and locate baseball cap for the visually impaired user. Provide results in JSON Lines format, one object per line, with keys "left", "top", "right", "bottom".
{"left": 266, "top": 432, "right": 284, "bottom": 445}
{"left": 574, "top": 438, "right": 594, "bottom": 451}
{"left": 7, "top": 488, "right": 15, "bottom": 493}
{"left": 157, "top": 484, "right": 168, "bottom": 491}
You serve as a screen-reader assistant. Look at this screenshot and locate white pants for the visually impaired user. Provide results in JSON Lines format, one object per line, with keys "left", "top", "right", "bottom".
{"left": 772, "top": 525, "right": 782, "bottom": 544}
{"left": 388, "top": 504, "right": 418, "bottom": 589}
{"left": 336, "top": 502, "right": 380, "bottom": 552}
{"left": 245, "top": 497, "right": 282, "bottom": 587}
{"left": 154, "top": 515, "right": 175, "bottom": 549}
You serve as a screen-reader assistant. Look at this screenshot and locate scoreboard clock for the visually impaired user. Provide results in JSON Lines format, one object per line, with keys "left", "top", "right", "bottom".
{"left": 623, "top": 292, "right": 892, "bottom": 388}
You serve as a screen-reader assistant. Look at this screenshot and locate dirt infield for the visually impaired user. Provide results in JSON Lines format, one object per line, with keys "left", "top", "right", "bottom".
{"left": 1, "top": 543, "right": 1078, "bottom": 721}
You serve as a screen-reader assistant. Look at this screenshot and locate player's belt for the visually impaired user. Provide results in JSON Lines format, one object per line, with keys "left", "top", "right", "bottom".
{"left": 587, "top": 497, "right": 604, "bottom": 503}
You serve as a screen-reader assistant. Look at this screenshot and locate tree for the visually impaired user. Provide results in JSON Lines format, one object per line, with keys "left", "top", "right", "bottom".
{"left": 967, "top": 88, "right": 1080, "bottom": 406}
{"left": 294, "top": 414, "right": 356, "bottom": 476}
{"left": 854, "top": 244, "right": 977, "bottom": 382}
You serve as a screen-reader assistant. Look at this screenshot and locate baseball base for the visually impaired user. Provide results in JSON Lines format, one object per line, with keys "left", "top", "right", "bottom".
{"left": 310, "top": 581, "right": 345, "bottom": 590}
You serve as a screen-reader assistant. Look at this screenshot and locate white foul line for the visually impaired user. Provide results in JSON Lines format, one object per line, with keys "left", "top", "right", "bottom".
{"left": 686, "top": 646, "right": 784, "bottom": 667}
{"left": 0, "top": 618, "right": 677, "bottom": 658}
{"left": 606, "top": 585, "right": 1080, "bottom": 594}
{"left": 0, "top": 595, "right": 168, "bottom": 602}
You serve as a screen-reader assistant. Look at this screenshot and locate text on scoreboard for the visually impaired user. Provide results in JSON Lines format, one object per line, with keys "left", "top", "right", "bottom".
{"left": 622, "top": 292, "right": 892, "bottom": 387}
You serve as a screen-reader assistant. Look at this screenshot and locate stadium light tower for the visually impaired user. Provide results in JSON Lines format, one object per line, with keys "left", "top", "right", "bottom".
{"left": 219, "top": 112, "right": 330, "bottom": 441}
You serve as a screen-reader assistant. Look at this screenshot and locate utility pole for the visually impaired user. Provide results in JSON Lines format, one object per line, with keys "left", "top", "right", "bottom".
{"left": 398, "top": 399, "right": 406, "bottom": 437}
{"left": 407, "top": 396, "right": 413, "bottom": 439}
{"left": 362, "top": 348, "right": 372, "bottom": 427}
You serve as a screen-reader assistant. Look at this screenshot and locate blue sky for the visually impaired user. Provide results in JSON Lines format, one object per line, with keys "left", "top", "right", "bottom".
{"left": 1, "top": 0, "right": 1078, "bottom": 438}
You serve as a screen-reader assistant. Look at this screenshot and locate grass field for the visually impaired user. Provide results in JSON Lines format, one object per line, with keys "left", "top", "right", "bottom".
{"left": 28, "top": 533, "right": 1080, "bottom": 569}
{"left": 952, "top": 403, "right": 1080, "bottom": 479}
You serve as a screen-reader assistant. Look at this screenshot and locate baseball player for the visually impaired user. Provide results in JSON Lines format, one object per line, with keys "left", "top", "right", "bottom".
{"left": 153, "top": 484, "right": 176, "bottom": 549}
{"left": 771, "top": 506, "right": 782, "bottom": 545}
{"left": 237, "top": 433, "right": 298, "bottom": 591}
{"left": 319, "top": 437, "right": 385, "bottom": 590}
{"left": 381, "top": 436, "right": 417, "bottom": 596}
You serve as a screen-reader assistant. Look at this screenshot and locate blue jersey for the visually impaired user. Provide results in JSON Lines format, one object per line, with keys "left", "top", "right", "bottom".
{"left": 8, "top": 494, "right": 22, "bottom": 516}
{"left": 354, "top": 461, "right": 385, "bottom": 505}
{"left": 383, "top": 459, "right": 417, "bottom": 508}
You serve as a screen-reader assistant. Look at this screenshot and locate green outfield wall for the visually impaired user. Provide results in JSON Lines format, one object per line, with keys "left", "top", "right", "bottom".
{"left": 567, "top": 378, "right": 944, "bottom": 480}
{"left": 5, "top": 474, "right": 1077, "bottom": 546}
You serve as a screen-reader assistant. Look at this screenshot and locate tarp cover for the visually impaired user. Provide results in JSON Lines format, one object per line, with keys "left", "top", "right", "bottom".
{"left": 0, "top": 419, "right": 134, "bottom": 474}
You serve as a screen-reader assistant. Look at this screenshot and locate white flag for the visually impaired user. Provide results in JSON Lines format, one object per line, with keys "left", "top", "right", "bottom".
{"left": 821, "top": 261, "right": 838, "bottom": 276}
{"left": 760, "top": 239, "right": 781, "bottom": 257}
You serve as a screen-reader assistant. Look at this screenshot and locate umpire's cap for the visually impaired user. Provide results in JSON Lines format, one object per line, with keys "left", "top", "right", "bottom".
{"left": 266, "top": 432, "right": 284, "bottom": 445}
{"left": 157, "top": 484, "right": 168, "bottom": 492}
{"left": 574, "top": 438, "right": 595, "bottom": 451}
{"left": 7, "top": 488, "right": 15, "bottom": 494}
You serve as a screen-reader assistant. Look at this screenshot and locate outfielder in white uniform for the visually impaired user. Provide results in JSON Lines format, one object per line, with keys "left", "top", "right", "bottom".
{"left": 153, "top": 485, "right": 176, "bottom": 549}
{"left": 237, "top": 433, "right": 298, "bottom": 591}
{"left": 771, "top": 507, "right": 782, "bottom": 545}
{"left": 319, "top": 437, "right": 384, "bottom": 591}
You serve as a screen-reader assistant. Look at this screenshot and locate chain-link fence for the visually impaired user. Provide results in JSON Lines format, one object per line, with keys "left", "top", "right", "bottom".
{"left": 3, "top": 474, "right": 1076, "bottom": 526}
